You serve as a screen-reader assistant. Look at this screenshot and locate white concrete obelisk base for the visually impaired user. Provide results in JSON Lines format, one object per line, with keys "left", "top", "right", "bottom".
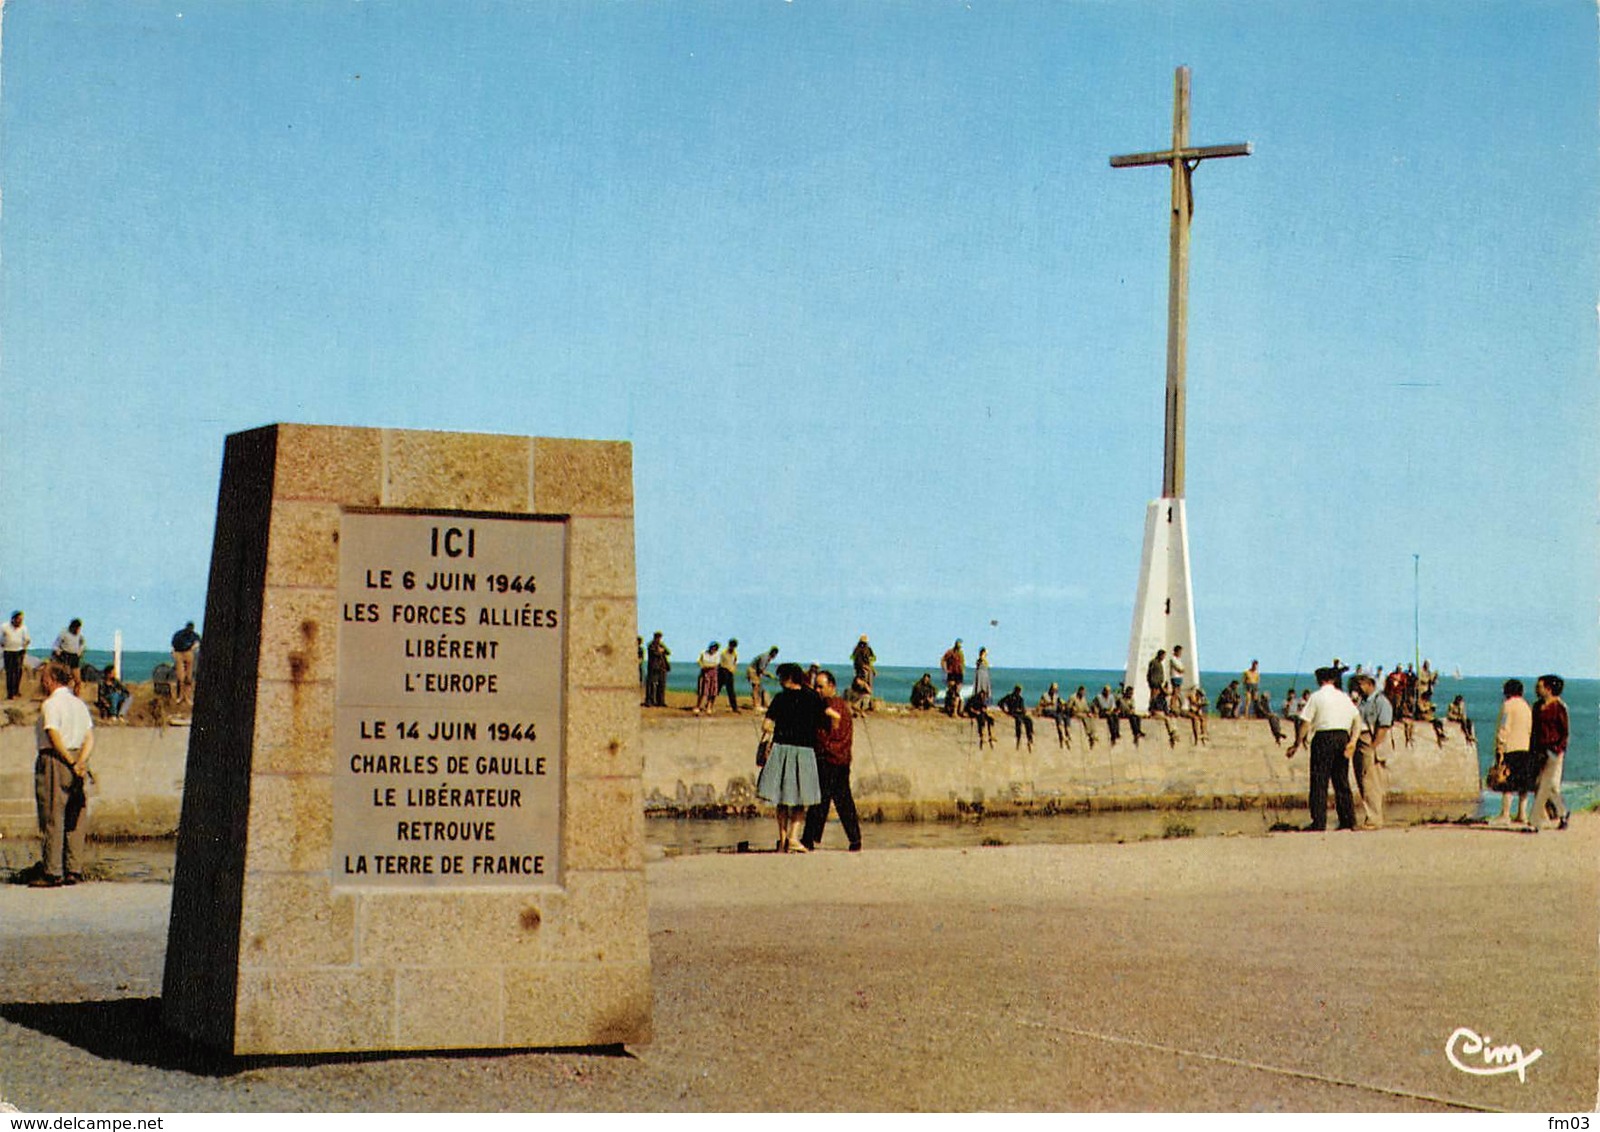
{"left": 1124, "top": 498, "right": 1198, "bottom": 715}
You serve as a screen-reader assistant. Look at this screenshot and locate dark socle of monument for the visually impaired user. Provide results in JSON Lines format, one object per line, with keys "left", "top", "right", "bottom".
{"left": 162, "top": 424, "right": 649, "bottom": 1055}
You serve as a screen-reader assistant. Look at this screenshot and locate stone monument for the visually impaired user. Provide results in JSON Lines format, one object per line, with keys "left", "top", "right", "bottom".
{"left": 162, "top": 424, "right": 649, "bottom": 1055}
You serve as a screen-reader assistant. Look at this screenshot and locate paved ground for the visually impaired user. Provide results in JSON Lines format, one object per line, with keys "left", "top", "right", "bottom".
{"left": 0, "top": 817, "right": 1594, "bottom": 1112}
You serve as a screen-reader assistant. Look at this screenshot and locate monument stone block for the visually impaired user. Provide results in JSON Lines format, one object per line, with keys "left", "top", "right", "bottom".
{"left": 394, "top": 968, "right": 504, "bottom": 1048}
{"left": 385, "top": 429, "right": 534, "bottom": 511}
{"left": 263, "top": 500, "right": 343, "bottom": 588}
{"left": 163, "top": 423, "right": 650, "bottom": 1055}
{"left": 274, "top": 424, "right": 384, "bottom": 504}
{"left": 533, "top": 438, "right": 633, "bottom": 515}
{"left": 566, "top": 688, "right": 646, "bottom": 778}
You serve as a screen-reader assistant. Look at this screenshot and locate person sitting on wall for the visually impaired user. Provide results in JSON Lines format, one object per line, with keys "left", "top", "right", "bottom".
{"left": 1038, "top": 683, "right": 1071, "bottom": 748}
{"left": 1418, "top": 691, "right": 1446, "bottom": 745}
{"left": 96, "top": 665, "right": 132, "bottom": 723}
{"left": 1146, "top": 683, "right": 1180, "bottom": 748}
{"left": 997, "top": 685, "right": 1035, "bottom": 751}
{"left": 845, "top": 675, "right": 875, "bottom": 715}
{"left": 909, "top": 673, "right": 938, "bottom": 710}
{"left": 1447, "top": 694, "right": 1474, "bottom": 742}
{"left": 1186, "top": 686, "right": 1210, "bottom": 745}
{"left": 962, "top": 689, "right": 996, "bottom": 749}
{"left": 1117, "top": 685, "right": 1144, "bottom": 746}
{"left": 1258, "top": 693, "right": 1285, "bottom": 745}
{"left": 1093, "top": 685, "right": 1121, "bottom": 745}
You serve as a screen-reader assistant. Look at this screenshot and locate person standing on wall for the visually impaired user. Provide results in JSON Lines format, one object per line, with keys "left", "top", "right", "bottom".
{"left": 170, "top": 620, "right": 201, "bottom": 705}
{"left": 972, "top": 647, "right": 993, "bottom": 702}
{"left": 644, "top": 631, "right": 670, "bottom": 707}
{"left": 941, "top": 639, "right": 965, "bottom": 717}
{"left": 695, "top": 642, "right": 721, "bottom": 715}
{"left": 851, "top": 635, "right": 876, "bottom": 695}
{"left": 2, "top": 610, "right": 31, "bottom": 699}
{"left": 1242, "top": 659, "right": 1261, "bottom": 717}
{"left": 719, "top": 638, "right": 741, "bottom": 712}
{"left": 747, "top": 646, "right": 779, "bottom": 710}
{"left": 53, "top": 619, "right": 85, "bottom": 671}
{"left": 1146, "top": 648, "right": 1167, "bottom": 700}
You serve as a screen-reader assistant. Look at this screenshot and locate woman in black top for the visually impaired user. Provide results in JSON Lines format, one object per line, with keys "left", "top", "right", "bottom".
{"left": 756, "top": 663, "right": 823, "bottom": 852}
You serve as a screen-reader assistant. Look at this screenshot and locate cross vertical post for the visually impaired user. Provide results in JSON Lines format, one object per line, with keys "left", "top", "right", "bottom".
{"left": 1165, "top": 65, "right": 1191, "bottom": 499}
{"left": 1110, "top": 65, "right": 1251, "bottom": 499}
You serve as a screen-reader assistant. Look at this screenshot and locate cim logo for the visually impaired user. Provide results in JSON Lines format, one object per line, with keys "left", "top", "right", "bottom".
{"left": 1445, "top": 1026, "right": 1543, "bottom": 1082}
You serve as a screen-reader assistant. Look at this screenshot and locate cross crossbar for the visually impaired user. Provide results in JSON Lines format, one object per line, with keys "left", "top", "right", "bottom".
{"left": 1108, "top": 142, "right": 1252, "bottom": 168}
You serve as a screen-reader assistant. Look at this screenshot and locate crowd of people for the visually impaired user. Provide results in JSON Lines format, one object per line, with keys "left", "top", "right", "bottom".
{"left": 641, "top": 630, "right": 1579, "bottom": 845}
{"left": 1281, "top": 664, "right": 1571, "bottom": 836}
{"left": 640, "top": 634, "right": 1486, "bottom": 756}
{"left": 3, "top": 613, "right": 202, "bottom": 888}
{"left": 640, "top": 632, "right": 878, "bottom": 717}
{"left": 2, "top": 612, "right": 203, "bottom": 714}
{"left": 912, "top": 639, "right": 1248, "bottom": 752}
{"left": 8, "top": 615, "right": 1578, "bottom": 880}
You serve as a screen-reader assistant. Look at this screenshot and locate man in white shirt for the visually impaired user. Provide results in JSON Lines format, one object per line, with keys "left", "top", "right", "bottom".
{"left": 2, "top": 610, "right": 30, "bottom": 699}
{"left": 1285, "top": 666, "right": 1360, "bottom": 831}
{"left": 33, "top": 662, "right": 95, "bottom": 886}
{"left": 1168, "top": 645, "right": 1186, "bottom": 693}
{"left": 52, "top": 619, "right": 85, "bottom": 671}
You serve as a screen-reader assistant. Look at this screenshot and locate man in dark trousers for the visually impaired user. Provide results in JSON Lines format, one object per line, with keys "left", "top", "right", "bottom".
{"left": 1285, "top": 666, "right": 1361, "bottom": 831}
{"left": 998, "top": 684, "right": 1035, "bottom": 751}
{"left": 644, "top": 631, "right": 670, "bottom": 707}
{"left": 801, "top": 669, "right": 862, "bottom": 852}
{"left": 719, "top": 638, "right": 741, "bottom": 712}
{"left": 1146, "top": 648, "right": 1167, "bottom": 699}
{"left": 941, "top": 639, "right": 965, "bottom": 716}
{"left": 2, "top": 610, "right": 31, "bottom": 699}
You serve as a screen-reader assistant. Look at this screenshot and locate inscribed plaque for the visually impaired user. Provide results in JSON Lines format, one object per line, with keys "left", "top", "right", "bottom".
{"left": 333, "top": 509, "right": 566, "bottom": 887}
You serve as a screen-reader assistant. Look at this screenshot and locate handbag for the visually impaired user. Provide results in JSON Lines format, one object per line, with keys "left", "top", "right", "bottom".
{"left": 1485, "top": 759, "right": 1511, "bottom": 791}
{"left": 755, "top": 734, "right": 773, "bottom": 768}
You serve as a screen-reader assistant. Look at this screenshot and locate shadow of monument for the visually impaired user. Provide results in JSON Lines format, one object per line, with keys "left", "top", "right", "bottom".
{"left": 0, "top": 998, "right": 632, "bottom": 1076}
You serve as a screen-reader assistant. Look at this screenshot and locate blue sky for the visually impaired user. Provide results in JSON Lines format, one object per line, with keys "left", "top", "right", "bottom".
{"left": 2, "top": 0, "right": 1595, "bottom": 677}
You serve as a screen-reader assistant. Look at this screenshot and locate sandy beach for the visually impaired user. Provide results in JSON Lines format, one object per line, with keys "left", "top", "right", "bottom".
{"left": 0, "top": 815, "right": 1593, "bottom": 1113}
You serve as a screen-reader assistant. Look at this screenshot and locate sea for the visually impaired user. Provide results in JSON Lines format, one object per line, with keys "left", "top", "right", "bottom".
{"left": 81, "top": 650, "right": 1600, "bottom": 815}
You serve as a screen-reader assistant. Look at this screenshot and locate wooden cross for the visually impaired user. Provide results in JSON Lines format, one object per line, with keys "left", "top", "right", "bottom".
{"left": 1111, "top": 67, "right": 1250, "bottom": 499}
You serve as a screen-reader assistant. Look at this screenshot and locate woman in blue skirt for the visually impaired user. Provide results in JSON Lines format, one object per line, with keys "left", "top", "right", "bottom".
{"left": 756, "top": 663, "right": 823, "bottom": 852}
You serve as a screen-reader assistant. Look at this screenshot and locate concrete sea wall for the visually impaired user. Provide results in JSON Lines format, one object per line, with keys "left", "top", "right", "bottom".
{"left": 0, "top": 725, "right": 189, "bottom": 839}
{"left": 640, "top": 710, "right": 1482, "bottom": 819}
{"left": 0, "top": 710, "right": 1482, "bottom": 839}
